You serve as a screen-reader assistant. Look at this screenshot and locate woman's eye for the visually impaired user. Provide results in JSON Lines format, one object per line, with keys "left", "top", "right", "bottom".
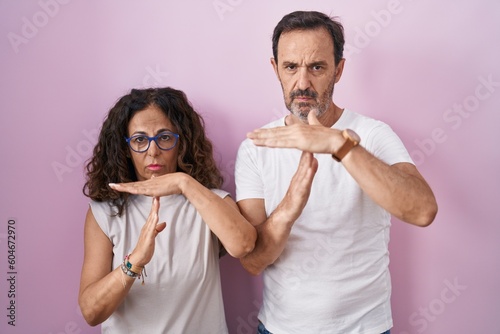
{"left": 133, "top": 136, "right": 147, "bottom": 143}
{"left": 159, "top": 134, "right": 171, "bottom": 141}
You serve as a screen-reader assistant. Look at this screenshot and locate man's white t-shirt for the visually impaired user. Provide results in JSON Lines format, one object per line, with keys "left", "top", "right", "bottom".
{"left": 235, "top": 109, "right": 413, "bottom": 334}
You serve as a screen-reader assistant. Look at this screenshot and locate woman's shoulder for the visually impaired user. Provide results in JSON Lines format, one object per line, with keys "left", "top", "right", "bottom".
{"left": 210, "top": 188, "right": 230, "bottom": 199}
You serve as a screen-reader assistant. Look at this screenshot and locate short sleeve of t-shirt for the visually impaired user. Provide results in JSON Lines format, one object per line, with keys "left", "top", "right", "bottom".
{"left": 235, "top": 118, "right": 285, "bottom": 202}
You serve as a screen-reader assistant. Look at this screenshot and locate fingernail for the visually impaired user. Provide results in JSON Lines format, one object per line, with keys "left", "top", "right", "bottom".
{"left": 109, "top": 183, "right": 116, "bottom": 188}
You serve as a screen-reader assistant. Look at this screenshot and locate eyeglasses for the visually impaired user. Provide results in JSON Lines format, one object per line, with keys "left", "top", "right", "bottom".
{"left": 125, "top": 131, "right": 179, "bottom": 153}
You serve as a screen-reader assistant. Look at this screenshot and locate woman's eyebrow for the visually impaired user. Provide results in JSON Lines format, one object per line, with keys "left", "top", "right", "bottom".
{"left": 130, "top": 128, "right": 175, "bottom": 136}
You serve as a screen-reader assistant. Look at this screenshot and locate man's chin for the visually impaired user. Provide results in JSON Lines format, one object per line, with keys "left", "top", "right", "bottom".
{"left": 290, "top": 105, "right": 309, "bottom": 116}
{"left": 289, "top": 110, "right": 308, "bottom": 120}
{"left": 291, "top": 106, "right": 321, "bottom": 121}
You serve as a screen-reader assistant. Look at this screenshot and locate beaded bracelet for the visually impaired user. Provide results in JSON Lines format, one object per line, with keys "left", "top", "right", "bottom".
{"left": 121, "top": 254, "right": 147, "bottom": 285}
{"left": 124, "top": 255, "right": 143, "bottom": 275}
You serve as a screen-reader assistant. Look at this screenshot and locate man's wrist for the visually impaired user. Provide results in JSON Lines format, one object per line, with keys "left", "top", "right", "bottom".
{"left": 332, "top": 129, "right": 360, "bottom": 162}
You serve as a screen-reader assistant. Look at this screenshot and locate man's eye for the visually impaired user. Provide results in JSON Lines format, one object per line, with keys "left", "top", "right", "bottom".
{"left": 285, "top": 65, "right": 296, "bottom": 70}
{"left": 312, "top": 65, "right": 322, "bottom": 71}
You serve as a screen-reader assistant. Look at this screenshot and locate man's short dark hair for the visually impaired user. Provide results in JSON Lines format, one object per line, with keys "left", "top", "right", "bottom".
{"left": 272, "top": 11, "right": 345, "bottom": 65}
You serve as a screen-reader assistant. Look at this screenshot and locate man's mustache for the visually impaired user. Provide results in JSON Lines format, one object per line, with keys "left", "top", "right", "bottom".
{"left": 290, "top": 89, "right": 318, "bottom": 99}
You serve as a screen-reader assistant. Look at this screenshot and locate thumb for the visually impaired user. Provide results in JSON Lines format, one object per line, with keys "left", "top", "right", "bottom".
{"left": 155, "top": 222, "right": 167, "bottom": 234}
{"left": 307, "top": 110, "right": 321, "bottom": 125}
{"left": 285, "top": 114, "right": 302, "bottom": 126}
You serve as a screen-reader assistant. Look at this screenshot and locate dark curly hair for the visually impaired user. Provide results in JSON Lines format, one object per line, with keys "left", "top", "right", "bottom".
{"left": 83, "top": 87, "right": 223, "bottom": 215}
{"left": 272, "top": 11, "right": 345, "bottom": 65}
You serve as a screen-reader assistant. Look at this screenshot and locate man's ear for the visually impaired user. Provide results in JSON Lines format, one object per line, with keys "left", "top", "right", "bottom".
{"left": 270, "top": 57, "right": 280, "bottom": 80}
{"left": 334, "top": 58, "right": 346, "bottom": 83}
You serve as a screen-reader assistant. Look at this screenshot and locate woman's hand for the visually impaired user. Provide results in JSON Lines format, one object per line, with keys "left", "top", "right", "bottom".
{"left": 128, "top": 197, "right": 167, "bottom": 267}
{"left": 109, "top": 173, "right": 186, "bottom": 197}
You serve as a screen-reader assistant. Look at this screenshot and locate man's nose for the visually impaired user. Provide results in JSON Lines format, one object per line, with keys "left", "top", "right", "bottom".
{"left": 296, "top": 67, "right": 312, "bottom": 90}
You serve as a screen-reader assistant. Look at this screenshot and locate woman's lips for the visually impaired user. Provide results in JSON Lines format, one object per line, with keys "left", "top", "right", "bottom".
{"left": 147, "top": 164, "right": 162, "bottom": 171}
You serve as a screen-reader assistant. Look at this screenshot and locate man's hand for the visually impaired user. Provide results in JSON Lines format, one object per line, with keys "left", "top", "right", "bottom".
{"left": 247, "top": 111, "right": 343, "bottom": 154}
{"left": 277, "top": 150, "right": 319, "bottom": 223}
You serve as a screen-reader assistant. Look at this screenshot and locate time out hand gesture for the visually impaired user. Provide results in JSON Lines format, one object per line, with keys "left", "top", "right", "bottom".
{"left": 109, "top": 173, "right": 184, "bottom": 198}
{"left": 279, "top": 150, "right": 318, "bottom": 223}
{"left": 248, "top": 111, "right": 342, "bottom": 154}
{"left": 128, "top": 197, "right": 166, "bottom": 267}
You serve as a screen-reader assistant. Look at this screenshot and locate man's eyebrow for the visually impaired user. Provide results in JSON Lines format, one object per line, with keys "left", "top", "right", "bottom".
{"left": 281, "top": 60, "right": 328, "bottom": 67}
{"left": 282, "top": 61, "right": 298, "bottom": 67}
{"left": 308, "top": 60, "right": 328, "bottom": 67}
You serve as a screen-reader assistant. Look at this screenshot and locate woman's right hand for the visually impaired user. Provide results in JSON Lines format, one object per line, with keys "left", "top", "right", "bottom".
{"left": 109, "top": 173, "right": 187, "bottom": 198}
{"left": 128, "top": 196, "right": 167, "bottom": 267}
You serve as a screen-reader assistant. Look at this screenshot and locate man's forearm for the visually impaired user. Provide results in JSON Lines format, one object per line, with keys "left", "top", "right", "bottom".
{"left": 342, "top": 146, "right": 438, "bottom": 226}
{"left": 239, "top": 211, "right": 293, "bottom": 275}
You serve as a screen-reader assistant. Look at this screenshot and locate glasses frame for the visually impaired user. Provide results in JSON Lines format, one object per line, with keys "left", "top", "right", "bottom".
{"left": 125, "top": 131, "right": 180, "bottom": 153}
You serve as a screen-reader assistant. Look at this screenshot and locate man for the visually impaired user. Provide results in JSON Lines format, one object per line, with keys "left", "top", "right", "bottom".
{"left": 235, "top": 11, "right": 437, "bottom": 334}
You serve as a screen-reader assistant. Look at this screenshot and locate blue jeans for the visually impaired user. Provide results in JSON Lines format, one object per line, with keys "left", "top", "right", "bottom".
{"left": 257, "top": 322, "right": 390, "bottom": 334}
{"left": 257, "top": 322, "right": 271, "bottom": 334}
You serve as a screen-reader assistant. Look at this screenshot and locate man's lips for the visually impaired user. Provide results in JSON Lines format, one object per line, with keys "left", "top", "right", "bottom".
{"left": 294, "top": 96, "right": 313, "bottom": 101}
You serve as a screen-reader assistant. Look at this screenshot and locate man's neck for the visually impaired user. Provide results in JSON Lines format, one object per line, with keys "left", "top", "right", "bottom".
{"left": 284, "top": 103, "right": 343, "bottom": 127}
{"left": 318, "top": 103, "right": 343, "bottom": 128}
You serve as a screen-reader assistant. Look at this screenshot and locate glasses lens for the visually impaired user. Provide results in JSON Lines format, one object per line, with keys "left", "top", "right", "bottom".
{"left": 156, "top": 132, "right": 177, "bottom": 150}
{"left": 129, "top": 135, "right": 150, "bottom": 152}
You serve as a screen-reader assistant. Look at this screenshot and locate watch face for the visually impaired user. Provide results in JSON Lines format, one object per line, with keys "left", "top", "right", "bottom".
{"left": 345, "top": 129, "right": 360, "bottom": 144}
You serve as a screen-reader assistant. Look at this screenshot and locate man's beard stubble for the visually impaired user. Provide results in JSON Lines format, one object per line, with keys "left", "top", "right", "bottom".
{"left": 285, "top": 78, "right": 335, "bottom": 122}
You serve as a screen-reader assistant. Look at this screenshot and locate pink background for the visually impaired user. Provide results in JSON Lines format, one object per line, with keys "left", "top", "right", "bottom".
{"left": 1, "top": 1, "right": 499, "bottom": 333}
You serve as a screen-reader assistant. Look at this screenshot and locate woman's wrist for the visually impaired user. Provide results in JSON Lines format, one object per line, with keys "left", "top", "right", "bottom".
{"left": 122, "top": 254, "right": 147, "bottom": 285}
{"left": 123, "top": 254, "right": 143, "bottom": 274}
{"left": 127, "top": 252, "right": 147, "bottom": 268}
{"left": 176, "top": 172, "right": 193, "bottom": 195}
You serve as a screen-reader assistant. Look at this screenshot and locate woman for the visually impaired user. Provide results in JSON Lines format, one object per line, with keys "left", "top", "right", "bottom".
{"left": 78, "top": 87, "right": 256, "bottom": 333}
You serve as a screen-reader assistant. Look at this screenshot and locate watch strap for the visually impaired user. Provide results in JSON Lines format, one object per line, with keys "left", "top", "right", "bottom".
{"left": 332, "top": 129, "right": 359, "bottom": 162}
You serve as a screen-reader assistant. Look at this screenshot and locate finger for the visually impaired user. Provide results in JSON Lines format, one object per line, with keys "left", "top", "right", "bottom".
{"left": 109, "top": 183, "right": 127, "bottom": 192}
{"left": 307, "top": 110, "right": 321, "bottom": 125}
{"left": 298, "top": 151, "right": 312, "bottom": 167}
{"left": 248, "top": 126, "right": 291, "bottom": 139}
{"left": 247, "top": 128, "right": 273, "bottom": 140}
{"left": 109, "top": 182, "right": 141, "bottom": 194}
{"left": 110, "top": 181, "right": 156, "bottom": 196}
{"left": 295, "top": 152, "right": 318, "bottom": 181}
{"left": 248, "top": 128, "right": 296, "bottom": 148}
{"left": 144, "top": 197, "right": 160, "bottom": 231}
{"left": 150, "top": 197, "right": 160, "bottom": 218}
{"left": 284, "top": 152, "right": 317, "bottom": 217}
{"left": 155, "top": 222, "right": 167, "bottom": 234}
{"left": 302, "top": 151, "right": 318, "bottom": 170}
{"left": 286, "top": 114, "right": 302, "bottom": 125}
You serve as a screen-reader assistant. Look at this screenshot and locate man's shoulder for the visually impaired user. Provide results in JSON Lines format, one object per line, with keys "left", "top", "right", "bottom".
{"left": 340, "top": 109, "right": 388, "bottom": 129}
{"left": 261, "top": 117, "right": 286, "bottom": 129}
